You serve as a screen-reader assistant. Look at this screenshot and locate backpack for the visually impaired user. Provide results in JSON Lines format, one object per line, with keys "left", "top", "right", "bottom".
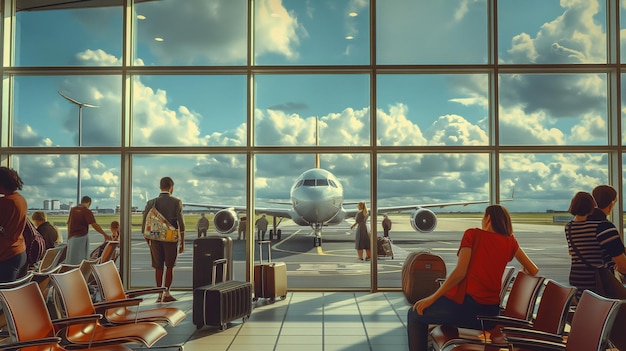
{"left": 23, "top": 218, "right": 46, "bottom": 266}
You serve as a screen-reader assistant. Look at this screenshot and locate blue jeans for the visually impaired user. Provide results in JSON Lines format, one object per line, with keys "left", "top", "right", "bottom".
{"left": 407, "top": 295, "right": 500, "bottom": 351}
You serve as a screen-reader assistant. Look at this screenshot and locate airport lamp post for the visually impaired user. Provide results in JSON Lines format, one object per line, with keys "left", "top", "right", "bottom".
{"left": 58, "top": 91, "right": 98, "bottom": 206}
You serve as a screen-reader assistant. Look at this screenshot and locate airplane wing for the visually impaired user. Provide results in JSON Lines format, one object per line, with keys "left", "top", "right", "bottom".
{"left": 183, "top": 202, "right": 293, "bottom": 219}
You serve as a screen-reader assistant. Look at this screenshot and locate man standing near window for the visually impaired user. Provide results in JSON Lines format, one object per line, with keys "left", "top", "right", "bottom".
{"left": 142, "top": 176, "right": 185, "bottom": 303}
{"left": 66, "top": 196, "right": 111, "bottom": 265}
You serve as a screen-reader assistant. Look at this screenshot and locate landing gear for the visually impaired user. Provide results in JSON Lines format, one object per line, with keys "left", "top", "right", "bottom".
{"left": 313, "top": 236, "right": 322, "bottom": 247}
{"left": 269, "top": 229, "right": 282, "bottom": 240}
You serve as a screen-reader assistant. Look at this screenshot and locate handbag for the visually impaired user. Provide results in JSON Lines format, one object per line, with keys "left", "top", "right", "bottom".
{"left": 143, "top": 198, "right": 180, "bottom": 242}
{"left": 566, "top": 223, "right": 626, "bottom": 299}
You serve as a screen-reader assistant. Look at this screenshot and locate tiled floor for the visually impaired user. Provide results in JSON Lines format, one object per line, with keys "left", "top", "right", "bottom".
{"left": 153, "top": 291, "right": 410, "bottom": 351}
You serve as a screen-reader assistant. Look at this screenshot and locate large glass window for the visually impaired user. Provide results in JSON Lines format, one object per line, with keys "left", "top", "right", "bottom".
{"left": 377, "top": 74, "right": 489, "bottom": 146}
{"left": 12, "top": 75, "right": 122, "bottom": 147}
{"left": 133, "top": 0, "right": 247, "bottom": 66}
{"left": 498, "top": 0, "right": 607, "bottom": 64}
{"left": 376, "top": 0, "right": 487, "bottom": 64}
{"left": 254, "top": 0, "right": 370, "bottom": 65}
{"left": 131, "top": 75, "right": 246, "bottom": 147}
{"left": 254, "top": 74, "right": 370, "bottom": 146}
{"left": 15, "top": 0, "right": 123, "bottom": 66}
{"left": 498, "top": 73, "right": 608, "bottom": 146}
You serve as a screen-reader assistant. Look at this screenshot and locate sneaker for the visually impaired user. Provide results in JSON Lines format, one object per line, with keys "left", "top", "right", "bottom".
{"left": 161, "top": 295, "right": 177, "bottom": 303}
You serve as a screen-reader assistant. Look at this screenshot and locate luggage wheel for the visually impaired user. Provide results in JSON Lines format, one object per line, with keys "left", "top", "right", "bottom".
{"left": 219, "top": 323, "right": 228, "bottom": 331}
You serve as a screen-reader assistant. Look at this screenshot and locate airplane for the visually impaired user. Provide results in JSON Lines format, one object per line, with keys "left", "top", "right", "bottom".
{"left": 183, "top": 166, "right": 512, "bottom": 247}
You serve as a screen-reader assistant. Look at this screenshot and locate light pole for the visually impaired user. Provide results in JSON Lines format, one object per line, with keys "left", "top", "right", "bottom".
{"left": 58, "top": 91, "right": 98, "bottom": 206}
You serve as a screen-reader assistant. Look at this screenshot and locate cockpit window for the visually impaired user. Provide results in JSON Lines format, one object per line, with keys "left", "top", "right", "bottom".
{"left": 303, "top": 179, "right": 316, "bottom": 186}
{"left": 328, "top": 179, "right": 337, "bottom": 188}
{"left": 316, "top": 179, "right": 329, "bottom": 186}
{"left": 295, "top": 180, "right": 304, "bottom": 188}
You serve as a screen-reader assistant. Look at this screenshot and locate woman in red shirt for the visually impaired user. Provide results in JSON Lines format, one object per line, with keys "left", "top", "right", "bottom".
{"left": 407, "top": 204, "right": 539, "bottom": 351}
{"left": 0, "top": 167, "right": 27, "bottom": 283}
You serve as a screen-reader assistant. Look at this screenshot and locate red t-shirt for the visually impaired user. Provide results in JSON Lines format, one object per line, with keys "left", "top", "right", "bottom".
{"left": 0, "top": 192, "right": 27, "bottom": 261}
{"left": 445, "top": 228, "right": 519, "bottom": 305}
{"left": 67, "top": 205, "right": 96, "bottom": 239}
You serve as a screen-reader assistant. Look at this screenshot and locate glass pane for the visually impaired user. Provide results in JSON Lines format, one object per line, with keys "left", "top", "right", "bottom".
{"left": 254, "top": 0, "right": 369, "bottom": 65}
{"left": 377, "top": 74, "right": 489, "bottom": 146}
{"left": 498, "top": 73, "right": 607, "bottom": 145}
{"left": 499, "top": 0, "right": 606, "bottom": 64}
{"left": 131, "top": 75, "right": 246, "bottom": 147}
{"left": 376, "top": 153, "right": 490, "bottom": 288}
{"left": 15, "top": 0, "right": 123, "bottom": 66}
{"left": 500, "top": 153, "right": 608, "bottom": 283}
{"left": 254, "top": 74, "right": 370, "bottom": 146}
{"left": 130, "top": 154, "right": 246, "bottom": 289}
{"left": 12, "top": 153, "right": 121, "bottom": 241}
{"left": 134, "top": 0, "right": 247, "bottom": 66}
{"left": 377, "top": 0, "right": 487, "bottom": 64}
{"left": 12, "top": 75, "right": 122, "bottom": 147}
{"left": 255, "top": 153, "right": 371, "bottom": 289}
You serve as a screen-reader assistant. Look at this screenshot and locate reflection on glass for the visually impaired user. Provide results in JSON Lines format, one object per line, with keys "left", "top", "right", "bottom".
{"left": 254, "top": 74, "right": 370, "bottom": 146}
{"left": 131, "top": 154, "right": 246, "bottom": 289}
{"left": 499, "top": 0, "right": 606, "bottom": 64}
{"left": 377, "top": 74, "right": 489, "bottom": 146}
{"left": 12, "top": 76, "right": 122, "bottom": 147}
{"left": 499, "top": 73, "right": 607, "bottom": 146}
{"left": 377, "top": 0, "right": 487, "bottom": 64}
{"left": 134, "top": 0, "right": 247, "bottom": 66}
{"left": 255, "top": 153, "right": 371, "bottom": 289}
{"left": 254, "top": 0, "right": 369, "bottom": 65}
{"left": 131, "top": 75, "right": 246, "bottom": 146}
{"left": 15, "top": 0, "right": 123, "bottom": 66}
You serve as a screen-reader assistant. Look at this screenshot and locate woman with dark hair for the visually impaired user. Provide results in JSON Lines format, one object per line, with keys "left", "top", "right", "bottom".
{"left": 407, "top": 204, "right": 539, "bottom": 351}
{"left": 0, "top": 166, "right": 27, "bottom": 282}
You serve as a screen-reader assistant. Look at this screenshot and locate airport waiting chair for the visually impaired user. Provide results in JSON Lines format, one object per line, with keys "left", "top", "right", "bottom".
{"left": 501, "top": 290, "right": 622, "bottom": 351}
{"left": 49, "top": 268, "right": 168, "bottom": 349}
{"left": 436, "top": 279, "right": 576, "bottom": 351}
{"left": 0, "top": 281, "right": 132, "bottom": 351}
{"left": 498, "top": 266, "right": 516, "bottom": 308}
{"left": 429, "top": 271, "right": 545, "bottom": 351}
{"left": 91, "top": 260, "right": 186, "bottom": 326}
{"left": 0, "top": 272, "right": 35, "bottom": 339}
{"left": 98, "top": 241, "right": 120, "bottom": 264}
{"left": 35, "top": 244, "right": 67, "bottom": 273}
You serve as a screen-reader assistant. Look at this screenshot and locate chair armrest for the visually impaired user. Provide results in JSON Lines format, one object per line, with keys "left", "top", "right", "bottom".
{"left": 51, "top": 314, "right": 103, "bottom": 330}
{"left": 0, "top": 337, "right": 61, "bottom": 351}
{"left": 477, "top": 314, "right": 533, "bottom": 328}
{"left": 501, "top": 327, "right": 564, "bottom": 343}
{"left": 505, "top": 335, "right": 566, "bottom": 351}
{"left": 125, "top": 287, "right": 167, "bottom": 298}
{"left": 94, "top": 297, "right": 143, "bottom": 311}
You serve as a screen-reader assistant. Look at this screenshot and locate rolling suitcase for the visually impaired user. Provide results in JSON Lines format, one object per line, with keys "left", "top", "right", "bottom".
{"left": 253, "top": 240, "right": 287, "bottom": 302}
{"left": 401, "top": 251, "right": 446, "bottom": 304}
{"left": 193, "top": 258, "right": 252, "bottom": 330}
{"left": 377, "top": 236, "right": 394, "bottom": 259}
{"left": 193, "top": 236, "right": 233, "bottom": 289}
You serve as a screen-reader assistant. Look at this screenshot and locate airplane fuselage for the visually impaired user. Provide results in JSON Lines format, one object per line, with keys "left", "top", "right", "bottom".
{"left": 289, "top": 168, "right": 345, "bottom": 227}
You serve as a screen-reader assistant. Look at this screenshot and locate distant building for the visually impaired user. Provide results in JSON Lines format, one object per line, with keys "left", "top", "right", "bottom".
{"left": 43, "top": 199, "right": 61, "bottom": 211}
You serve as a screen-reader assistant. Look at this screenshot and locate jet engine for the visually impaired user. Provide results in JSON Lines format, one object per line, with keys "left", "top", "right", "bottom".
{"left": 410, "top": 208, "right": 437, "bottom": 232}
{"left": 213, "top": 209, "right": 239, "bottom": 234}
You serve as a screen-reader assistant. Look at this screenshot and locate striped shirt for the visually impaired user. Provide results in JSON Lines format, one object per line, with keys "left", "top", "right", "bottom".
{"left": 565, "top": 220, "right": 624, "bottom": 299}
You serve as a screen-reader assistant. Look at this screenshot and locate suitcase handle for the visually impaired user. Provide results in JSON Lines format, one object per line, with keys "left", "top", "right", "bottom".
{"left": 257, "top": 240, "right": 272, "bottom": 264}
{"left": 212, "top": 258, "right": 228, "bottom": 286}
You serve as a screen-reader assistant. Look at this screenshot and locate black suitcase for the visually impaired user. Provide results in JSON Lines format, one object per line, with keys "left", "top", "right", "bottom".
{"left": 193, "top": 236, "right": 233, "bottom": 289}
{"left": 192, "top": 258, "right": 252, "bottom": 330}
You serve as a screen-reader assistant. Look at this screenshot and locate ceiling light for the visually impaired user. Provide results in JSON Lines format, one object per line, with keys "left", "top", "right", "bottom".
{"left": 349, "top": 12, "right": 358, "bottom": 17}
{"left": 346, "top": 36, "right": 354, "bottom": 40}
{"left": 155, "top": 37, "right": 164, "bottom": 42}
{"left": 136, "top": 14, "right": 146, "bottom": 20}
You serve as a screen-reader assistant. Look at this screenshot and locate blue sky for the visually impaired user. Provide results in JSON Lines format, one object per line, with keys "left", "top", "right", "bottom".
{"left": 7, "top": 0, "right": 623, "bottom": 213}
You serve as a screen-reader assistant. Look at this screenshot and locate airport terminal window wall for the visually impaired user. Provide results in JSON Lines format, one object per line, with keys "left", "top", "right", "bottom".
{"left": 1, "top": 0, "right": 624, "bottom": 291}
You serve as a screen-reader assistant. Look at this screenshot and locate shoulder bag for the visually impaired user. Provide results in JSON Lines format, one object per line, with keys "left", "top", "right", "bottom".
{"left": 565, "top": 223, "right": 626, "bottom": 299}
{"left": 143, "top": 198, "right": 180, "bottom": 242}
